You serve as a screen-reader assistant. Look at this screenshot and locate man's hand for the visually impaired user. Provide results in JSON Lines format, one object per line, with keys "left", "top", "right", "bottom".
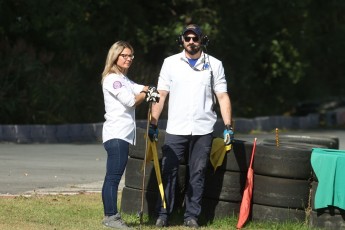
{"left": 145, "top": 86, "right": 160, "bottom": 103}
{"left": 148, "top": 124, "right": 159, "bottom": 142}
{"left": 223, "top": 125, "right": 234, "bottom": 145}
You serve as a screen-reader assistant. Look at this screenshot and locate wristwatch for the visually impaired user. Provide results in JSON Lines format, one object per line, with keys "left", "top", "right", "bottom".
{"left": 225, "top": 125, "right": 233, "bottom": 130}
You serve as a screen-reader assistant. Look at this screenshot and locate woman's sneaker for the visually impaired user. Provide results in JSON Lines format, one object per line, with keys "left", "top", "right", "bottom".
{"left": 102, "top": 213, "right": 132, "bottom": 229}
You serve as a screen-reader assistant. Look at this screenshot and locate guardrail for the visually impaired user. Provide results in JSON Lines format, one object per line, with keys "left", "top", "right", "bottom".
{"left": 1, "top": 110, "right": 344, "bottom": 143}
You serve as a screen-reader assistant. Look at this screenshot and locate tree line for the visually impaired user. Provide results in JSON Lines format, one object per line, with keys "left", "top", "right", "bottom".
{"left": 1, "top": 0, "right": 345, "bottom": 124}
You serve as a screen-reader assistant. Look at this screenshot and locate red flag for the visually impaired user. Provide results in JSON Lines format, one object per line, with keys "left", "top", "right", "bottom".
{"left": 236, "top": 138, "right": 257, "bottom": 229}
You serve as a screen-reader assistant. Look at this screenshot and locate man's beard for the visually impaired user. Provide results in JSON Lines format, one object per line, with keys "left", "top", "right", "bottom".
{"left": 185, "top": 44, "right": 201, "bottom": 55}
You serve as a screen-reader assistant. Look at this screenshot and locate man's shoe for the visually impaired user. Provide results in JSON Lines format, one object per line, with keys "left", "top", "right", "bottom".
{"left": 184, "top": 218, "right": 199, "bottom": 228}
{"left": 155, "top": 218, "right": 168, "bottom": 227}
{"left": 102, "top": 213, "right": 132, "bottom": 229}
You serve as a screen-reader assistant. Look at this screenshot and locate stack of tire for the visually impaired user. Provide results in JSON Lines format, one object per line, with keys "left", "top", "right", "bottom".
{"left": 120, "top": 127, "right": 255, "bottom": 222}
{"left": 200, "top": 139, "right": 254, "bottom": 221}
{"left": 120, "top": 128, "right": 180, "bottom": 220}
{"left": 120, "top": 130, "right": 340, "bottom": 225}
{"left": 252, "top": 135, "right": 339, "bottom": 224}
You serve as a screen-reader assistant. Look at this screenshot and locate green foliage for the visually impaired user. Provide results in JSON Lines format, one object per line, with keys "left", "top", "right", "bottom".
{"left": 1, "top": 0, "right": 345, "bottom": 123}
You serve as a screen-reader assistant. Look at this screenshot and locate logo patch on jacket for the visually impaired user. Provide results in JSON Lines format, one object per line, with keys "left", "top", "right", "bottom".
{"left": 113, "top": 81, "right": 123, "bottom": 89}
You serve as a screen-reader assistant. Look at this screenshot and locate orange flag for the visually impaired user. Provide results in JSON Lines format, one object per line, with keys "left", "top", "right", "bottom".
{"left": 236, "top": 138, "right": 257, "bottom": 229}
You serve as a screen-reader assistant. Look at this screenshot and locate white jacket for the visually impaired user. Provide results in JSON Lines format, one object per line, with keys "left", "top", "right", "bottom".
{"left": 102, "top": 73, "right": 144, "bottom": 144}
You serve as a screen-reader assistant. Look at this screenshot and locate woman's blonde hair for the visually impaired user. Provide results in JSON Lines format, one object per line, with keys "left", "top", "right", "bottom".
{"left": 101, "top": 41, "right": 134, "bottom": 83}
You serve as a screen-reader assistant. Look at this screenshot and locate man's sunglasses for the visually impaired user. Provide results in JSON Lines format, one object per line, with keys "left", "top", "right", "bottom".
{"left": 184, "top": 36, "right": 200, "bottom": 42}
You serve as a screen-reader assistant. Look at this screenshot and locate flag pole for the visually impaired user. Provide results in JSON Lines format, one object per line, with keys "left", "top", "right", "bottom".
{"left": 138, "top": 102, "right": 152, "bottom": 229}
{"left": 236, "top": 137, "right": 257, "bottom": 229}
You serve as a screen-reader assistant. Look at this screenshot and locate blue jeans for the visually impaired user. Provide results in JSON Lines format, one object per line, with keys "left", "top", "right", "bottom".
{"left": 102, "top": 138, "right": 129, "bottom": 216}
{"left": 156, "top": 133, "right": 213, "bottom": 222}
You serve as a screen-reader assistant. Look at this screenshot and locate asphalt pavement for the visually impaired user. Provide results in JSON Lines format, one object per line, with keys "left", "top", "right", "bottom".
{"left": 0, "top": 130, "right": 344, "bottom": 196}
{"left": 0, "top": 143, "right": 107, "bottom": 196}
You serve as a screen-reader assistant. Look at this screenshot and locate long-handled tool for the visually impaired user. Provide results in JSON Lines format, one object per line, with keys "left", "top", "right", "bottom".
{"left": 138, "top": 102, "right": 152, "bottom": 229}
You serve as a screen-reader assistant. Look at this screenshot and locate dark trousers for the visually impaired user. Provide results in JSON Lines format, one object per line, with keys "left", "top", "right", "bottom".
{"left": 102, "top": 138, "right": 129, "bottom": 216}
{"left": 156, "top": 133, "right": 213, "bottom": 221}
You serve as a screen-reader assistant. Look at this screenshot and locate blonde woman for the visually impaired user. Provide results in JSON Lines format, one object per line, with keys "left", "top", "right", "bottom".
{"left": 101, "top": 41, "right": 158, "bottom": 229}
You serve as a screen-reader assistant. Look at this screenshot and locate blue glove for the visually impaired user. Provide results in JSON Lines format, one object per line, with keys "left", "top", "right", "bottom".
{"left": 148, "top": 124, "right": 159, "bottom": 142}
{"left": 223, "top": 125, "right": 234, "bottom": 145}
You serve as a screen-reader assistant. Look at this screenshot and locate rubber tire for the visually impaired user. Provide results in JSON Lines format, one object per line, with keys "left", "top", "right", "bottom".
{"left": 309, "top": 210, "right": 345, "bottom": 229}
{"left": 131, "top": 131, "right": 253, "bottom": 172}
{"left": 120, "top": 186, "right": 159, "bottom": 217}
{"left": 253, "top": 174, "right": 310, "bottom": 209}
{"left": 213, "top": 139, "right": 254, "bottom": 172}
{"left": 121, "top": 186, "right": 242, "bottom": 223}
{"left": 254, "top": 144, "right": 313, "bottom": 179}
{"left": 200, "top": 198, "right": 240, "bottom": 222}
{"left": 129, "top": 127, "right": 166, "bottom": 160}
{"left": 125, "top": 157, "right": 186, "bottom": 194}
{"left": 203, "top": 169, "right": 246, "bottom": 202}
{"left": 252, "top": 203, "right": 306, "bottom": 222}
{"left": 129, "top": 128, "right": 188, "bottom": 164}
{"left": 262, "top": 141, "right": 323, "bottom": 181}
{"left": 263, "top": 134, "right": 339, "bottom": 149}
{"left": 262, "top": 139, "right": 327, "bottom": 149}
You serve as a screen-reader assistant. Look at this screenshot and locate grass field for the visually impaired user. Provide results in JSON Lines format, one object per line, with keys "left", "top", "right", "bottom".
{"left": 0, "top": 193, "right": 319, "bottom": 230}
